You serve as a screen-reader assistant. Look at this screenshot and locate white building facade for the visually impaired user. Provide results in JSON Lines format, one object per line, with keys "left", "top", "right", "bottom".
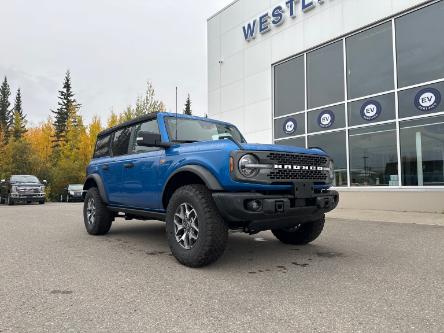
{"left": 208, "top": 0, "right": 444, "bottom": 212}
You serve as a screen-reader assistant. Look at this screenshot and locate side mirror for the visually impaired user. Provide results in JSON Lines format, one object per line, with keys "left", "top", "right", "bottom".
{"left": 0, "top": 179, "right": 5, "bottom": 184}
{"left": 43, "top": 180, "right": 48, "bottom": 185}
{"left": 136, "top": 131, "right": 171, "bottom": 148}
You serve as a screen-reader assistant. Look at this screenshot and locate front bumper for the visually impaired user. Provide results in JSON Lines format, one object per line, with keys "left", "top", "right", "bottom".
{"left": 212, "top": 190, "right": 339, "bottom": 232}
{"left": 10, "top": 193, "right": 45, "bottom": 201}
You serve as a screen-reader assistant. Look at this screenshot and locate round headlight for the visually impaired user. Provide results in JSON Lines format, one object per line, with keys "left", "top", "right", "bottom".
{"left": 328, "top": 160, "right": 335, "bottom": 180}
{"left": 238, "top": 154, "right": 259, "bottom": 178}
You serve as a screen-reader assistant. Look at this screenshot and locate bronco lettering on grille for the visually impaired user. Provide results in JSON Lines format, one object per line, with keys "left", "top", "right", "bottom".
{"left": 274, "top": 164, "right": 329, "bottom": 171}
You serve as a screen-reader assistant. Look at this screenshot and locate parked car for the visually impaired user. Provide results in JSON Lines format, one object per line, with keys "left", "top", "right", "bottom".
{"left": 82, "top": 112, "right": 339, "bottom": 267}
{"left": 0, "top": 175, "right": 46, "bottom": 205}
{"left": 63, "top": 184, "right": 85, "bottom": 202}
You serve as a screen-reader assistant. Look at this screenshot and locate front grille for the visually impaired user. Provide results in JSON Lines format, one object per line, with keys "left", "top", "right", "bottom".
{"left": 267, "top": 152, "right": 328, "bottom": 166}
{"left": 17, "top": 187, "right": 40, "bottom": 194}
{"left": 265, "top": 153, "right": 329, "bottom": 182}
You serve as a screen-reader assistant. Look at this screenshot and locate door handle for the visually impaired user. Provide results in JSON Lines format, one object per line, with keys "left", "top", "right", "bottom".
{"left": 124, "top": 162, "right": 134, "bottom": 169}
{"left": 102, "top": 164, "right": 109, "bottom": 171}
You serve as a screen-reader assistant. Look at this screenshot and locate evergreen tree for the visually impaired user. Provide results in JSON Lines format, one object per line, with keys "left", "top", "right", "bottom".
{"left": 0, "top": 77, "right": 12, "bottom": 144}
{"left": 52, "top": 71, "right": 80, "bottom": 145}
{"left": 183, "top": 94, "right": 192, "bottom": 115}
{"left": 11, "top": 89, "right": 27, "bottom": 140}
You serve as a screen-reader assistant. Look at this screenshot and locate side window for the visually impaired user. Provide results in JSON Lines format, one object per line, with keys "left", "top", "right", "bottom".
{"left": 112, "top": 127, "right": 132, "bottom": 157}
{"left": 93, "top": 135, "right": 111, "bottom": 158}
{"left": 131, "top": 119, "right": 160, "bottom": 153}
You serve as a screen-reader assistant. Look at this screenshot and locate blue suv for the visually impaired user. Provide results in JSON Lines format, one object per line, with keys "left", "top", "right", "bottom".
{"left": 83, "top": 112, "right": 339, "bottom": 267}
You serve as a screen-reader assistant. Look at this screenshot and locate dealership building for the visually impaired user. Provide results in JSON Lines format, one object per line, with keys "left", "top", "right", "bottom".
{"left": 207, "top": 0, "right": 444, "bottom": 212}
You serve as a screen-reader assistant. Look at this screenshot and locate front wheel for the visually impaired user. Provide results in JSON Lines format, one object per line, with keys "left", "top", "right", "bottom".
{"left": 166, "top": 185, "right": 228, "bottom": 268}
{"left": 7, "top": 195, "right": 14, "bottom": 206}
{"left": 83, "top": 187, "right": 113, "bottom": 235}
{"left": 272, "top": 215, "right": 325, "bottom": 245}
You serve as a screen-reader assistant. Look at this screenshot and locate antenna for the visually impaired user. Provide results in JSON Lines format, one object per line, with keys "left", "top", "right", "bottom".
{"left": 175, "top": 86, "right": 178, "bottom": 141}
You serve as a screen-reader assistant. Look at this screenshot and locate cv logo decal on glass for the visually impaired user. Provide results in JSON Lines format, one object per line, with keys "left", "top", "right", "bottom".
{"left": 317, "top": 110, "right": 335, "bottom": 128}
{"left": 415, "top": 88, "right": 441, "bottom": 112}
{"left": 360, "top": 100, "right": 382, "bottom": 121}
{"left": 283, "top": 118, "right": 297, "bottom": 135}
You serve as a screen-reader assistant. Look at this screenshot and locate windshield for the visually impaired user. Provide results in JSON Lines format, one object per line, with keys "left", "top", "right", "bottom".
{"left": 165, "top": 117, "right": 246, "bottom": 143}
{"left": 68, "top": 184, "right": 83, "bottom": 190}
{"left": 10, "top": 175, "right": 40, "bottom": 184}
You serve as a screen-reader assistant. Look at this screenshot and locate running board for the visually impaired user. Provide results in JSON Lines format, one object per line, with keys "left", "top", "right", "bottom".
{"left": 107, "top": 206, "right": 166, "bottom": 222}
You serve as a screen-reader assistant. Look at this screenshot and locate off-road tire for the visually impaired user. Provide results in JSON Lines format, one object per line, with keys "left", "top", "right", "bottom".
{"left": 272, "top": 215, "right": 325, "bottom": 245}
{"left": 166, "top": 184, "right": 228, "bottom": 268}
{"left": 39, "top": 200, "right": 45, "bottom": 205}
{"left": 83, "top": 187, "right": 113, "bottom": 235}
{"left": 7, "top": 195, "right": 14, "bottom": 206}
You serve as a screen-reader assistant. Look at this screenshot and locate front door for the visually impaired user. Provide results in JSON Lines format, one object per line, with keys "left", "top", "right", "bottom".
{"left": 120, "top": 118, "right": 164, "bottom": 210}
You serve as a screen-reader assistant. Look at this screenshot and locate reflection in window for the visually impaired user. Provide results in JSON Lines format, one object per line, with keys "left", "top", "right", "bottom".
{"left": 112, "top": 127, "right": 132, "bottom": 157}
{"left": 396, "top": 1, "right": 444, "bottom": 87}
{"left": 400, "top": 116, "right": 444, "bottom": 186}
{"left": 348, "top": 93, "right": 396, "bottom": 126}
{"left": 274, "top": 56, "right": 305, "bottom": 117}
{"left": 349, "top": 124, "right": 398, "bottom": 186}
{"left": 94, "top": 135, "right": 111, "bottom": 158}
{"left": 346, "top": 22, "right": 394, "bottom": 99}
{"left": 307, "top": 41, "right": 344, "bottom": 108}
{"left": 308, "top": 131, "right": 348, "bottom": 187}
{"left": 131, "top": 120, "right": 160, "bottom": 153}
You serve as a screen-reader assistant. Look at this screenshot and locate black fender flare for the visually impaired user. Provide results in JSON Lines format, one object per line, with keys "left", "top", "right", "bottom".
{"left": 162, "top": 165, "right": 223, "bottom": 196}
{"left": 83, "top": 174, "right": 108, "bottom": 204}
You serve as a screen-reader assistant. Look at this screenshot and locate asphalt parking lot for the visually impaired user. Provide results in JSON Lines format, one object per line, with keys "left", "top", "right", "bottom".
{"left": 0, "top": 203, "right": 443, "bottom": 332}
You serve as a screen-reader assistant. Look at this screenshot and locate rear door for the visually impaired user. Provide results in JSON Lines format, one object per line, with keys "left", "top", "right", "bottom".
{"left": 120, "top": 119, "right": 164, "bottom": 209}
{"left": 92, "top": 134, "right": 120, "bottom": 203}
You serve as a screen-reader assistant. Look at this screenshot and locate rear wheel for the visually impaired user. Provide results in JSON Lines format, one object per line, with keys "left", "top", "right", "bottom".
{"left": 272, "top": 215, "right": 325, "bottom": 245}
{"left": 166, "top": 185, "right": 228, "bottom": 268}
{"left": 83, "top": 187, "right": 113, "bottom": 235}
{"left": 39, "top": 200, "right": 45, "bottom": 205}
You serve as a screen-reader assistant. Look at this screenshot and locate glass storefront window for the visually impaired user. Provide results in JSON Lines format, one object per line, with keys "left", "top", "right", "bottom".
{"left": 308, "top": 104, "right": 346, "bottom": 133}
{"left": 348, "top": 93, "right": 396, "bottom": 127}
{"left": 307, "top": 41, "right": 344, "bottom": 109}
{"left": 349, "top": 123, "right": 398, "bottom": 186}
{"left": 272, "top": 1, "right": 444, "bottom": 188}
{"left": 276, "top": 136, "right": 306, "bottom": 148}
{"left": 274, "top": 113, "right": 306, "bottom": 140}
{"left": 274, "top": 56, "right": 305, "bottom": 117}
{"left": 400, "top": 116, "right": 444, "bottom": 186}
{"left": 396, "top": 1, "right": 444, "bottom": 88}
{"left": 346, "top": 22, "right": 394, "bottom": 99}
{"left": 308, "top": 131, "right": 348, "bottom": 187}
{"left": 398, "top": 81, "right": 444, "bottom": 119}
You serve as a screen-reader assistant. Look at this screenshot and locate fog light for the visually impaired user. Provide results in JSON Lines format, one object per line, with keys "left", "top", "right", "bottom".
{"left": 246, "top": 199, "right": 263, "bottom": 212}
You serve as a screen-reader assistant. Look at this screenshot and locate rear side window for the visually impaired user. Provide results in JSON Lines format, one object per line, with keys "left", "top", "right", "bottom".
{"left": 93, "top": 135, "right": 111, "bottom": 158}
{"left": 112, "top": 127, "right": 132, "bottom": 156}
{"left": 131, "top": 119, "right": 160, "bottom": 153}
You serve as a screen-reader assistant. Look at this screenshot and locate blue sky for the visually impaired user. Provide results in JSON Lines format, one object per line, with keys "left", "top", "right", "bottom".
{"left": 0, "top": 0, "right": 231, "bottom": 125}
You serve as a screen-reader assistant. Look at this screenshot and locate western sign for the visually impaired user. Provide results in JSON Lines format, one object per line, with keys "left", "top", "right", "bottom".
{"left": 243, "top": 0, "right": 328, "bottom": 41}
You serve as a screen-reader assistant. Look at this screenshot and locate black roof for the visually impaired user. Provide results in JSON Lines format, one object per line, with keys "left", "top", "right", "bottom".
{"left": 98, "top": 112, "right": 158, "bottom": 138}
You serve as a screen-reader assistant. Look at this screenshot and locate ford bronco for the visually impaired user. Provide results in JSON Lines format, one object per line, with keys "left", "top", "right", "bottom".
{"left": 83, "top": 112, "right": 339, "bottom": 267}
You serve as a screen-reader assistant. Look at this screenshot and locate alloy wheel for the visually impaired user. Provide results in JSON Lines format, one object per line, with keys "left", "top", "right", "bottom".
{"left": 174, "top": 203, "right": 199, "bottom": 250}
{"left": 86, "top": 197, "right": 96, "bottom": 225}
